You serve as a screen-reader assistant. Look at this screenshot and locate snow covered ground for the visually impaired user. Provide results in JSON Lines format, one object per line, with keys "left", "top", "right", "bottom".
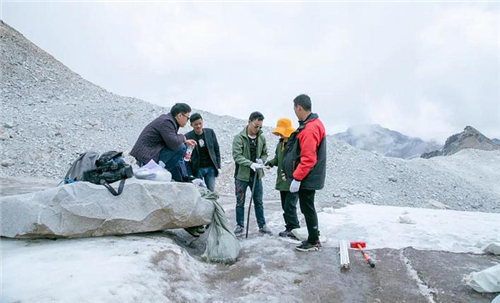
{"left": 2, "top": 202, "right": 499, "bottom": 303}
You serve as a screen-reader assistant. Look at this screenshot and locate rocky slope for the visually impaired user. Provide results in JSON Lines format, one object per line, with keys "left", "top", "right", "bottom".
{"left": 332, "top": 124, "right": 441, "bottom": 158}
{"left": 421, "top": 126, "right": 500, "bottom": 159}
{"left": 1, "top": 20, "right": 499, "bottom": 213}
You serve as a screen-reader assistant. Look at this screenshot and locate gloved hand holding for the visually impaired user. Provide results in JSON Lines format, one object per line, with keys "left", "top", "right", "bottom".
{"left": 250, "top": 162, "right": 265, "bottom": 171}
{"left": 289, "top": 179, "right": 301, "bottom": 193}
{"left": 256, "top": 159, "right": 264, "bottom": 165}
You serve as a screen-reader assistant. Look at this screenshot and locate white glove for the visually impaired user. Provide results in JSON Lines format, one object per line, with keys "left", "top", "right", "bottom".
{"left": 289, "top": 179, "right": 301, "bottom": 193}
{"left": 256, "top": 159, "right": 264, "bottom": 165}
{"left": 250, "top": 163, "right": 265, "bottom": 171}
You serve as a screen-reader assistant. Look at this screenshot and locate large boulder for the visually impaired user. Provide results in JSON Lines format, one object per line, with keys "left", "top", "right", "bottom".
{"left": 0, "top": 179, "right": 214, "bottom": 238}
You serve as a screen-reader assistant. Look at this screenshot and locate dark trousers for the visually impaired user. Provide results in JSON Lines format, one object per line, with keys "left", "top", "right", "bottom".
{"left": 159, "top": 144, "right": 188, "bottom": 182}
{"left": 235, "top": 177, "right": 266, "bottom": 229}
{"left": 298, "top": 189, "right": 319, "bottom": 244}
{"left": 280, "top": 191, "right": 300, "bottom": 231}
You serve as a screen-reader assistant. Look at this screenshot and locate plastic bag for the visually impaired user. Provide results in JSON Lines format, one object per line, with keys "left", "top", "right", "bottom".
{"left": 482, "top": 243, "right": 500, "bottom": 255}
{"left": 464, "top": 264, "right": 500, "bottom": 293}
{"left": 134, "top": 159, "right": 172, "bottom": 182}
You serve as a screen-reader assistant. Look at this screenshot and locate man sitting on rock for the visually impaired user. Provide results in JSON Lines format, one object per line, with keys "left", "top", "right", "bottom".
{"left": 130, "top": 103, "right": 196, "bottom": 182}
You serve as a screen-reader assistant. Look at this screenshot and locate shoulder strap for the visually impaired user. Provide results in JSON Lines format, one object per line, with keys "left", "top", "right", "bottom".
{"left": 101, "top": 179, "right": 126, "bottom": 196}
{"left": 64, "top": 153, "right": 86, "bottom": 183}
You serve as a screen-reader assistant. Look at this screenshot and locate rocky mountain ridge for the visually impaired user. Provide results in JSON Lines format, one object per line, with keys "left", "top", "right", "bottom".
{"left": 421, "top": 126, "right": 500, "bottom": 159}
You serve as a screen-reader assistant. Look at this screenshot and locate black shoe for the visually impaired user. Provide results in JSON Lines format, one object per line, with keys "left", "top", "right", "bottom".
{"left": 182, "top": 175, "right": 196, "bottom": 183}
{"left": 258, "top": 225, "right": 273, "bottom": 235}
{"left": 234, "top": 225, "right": 244, "bottom": 236}
{"left": 279, "top": 230, "right": 298, "bottom": 239}
{"left": 295, "top": 240, "right": 321, "bottom": 252}
{"left": 195, "top": 225, "right": 205, "bottom": 234}
{"left": 184, "top": 227, "right": 200, "bottom": 237}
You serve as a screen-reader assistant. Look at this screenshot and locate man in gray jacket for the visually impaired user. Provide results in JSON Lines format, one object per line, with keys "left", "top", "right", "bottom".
{"left": 130, "top": 103, "right": 196, "bottom": 182}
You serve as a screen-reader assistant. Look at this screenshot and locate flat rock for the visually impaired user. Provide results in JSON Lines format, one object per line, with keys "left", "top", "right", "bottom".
{"left": 0, "top": 179, "right": 214, "bottom": 238}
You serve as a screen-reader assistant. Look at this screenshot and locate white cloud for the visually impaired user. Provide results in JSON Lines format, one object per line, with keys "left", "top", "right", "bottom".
{"left": 2, "top": 2, "right": 499, "bottom": 142}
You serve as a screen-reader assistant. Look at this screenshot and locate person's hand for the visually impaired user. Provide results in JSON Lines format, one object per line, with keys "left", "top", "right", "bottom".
{"left": 281, "top": 172, "right": 286, "bottom": 181}
{"left": 250, "top": 163, "right": 265, "bottom": 171}
{"left": 289, "top": 179, "right": 301, "bottom": 193}
{"left": 256, "top": 159, "right": 264, "bottom": 165}
{"left": 218, "top": 169, "right": 222, "bottom": 176}
{"left": 185, "top": 139, "right": 197, "bottom": 147}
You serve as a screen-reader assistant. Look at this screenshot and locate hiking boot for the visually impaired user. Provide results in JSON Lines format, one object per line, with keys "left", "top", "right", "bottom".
{"left": 279, "top": 230, "right": 298, "bottom": 239}
{"left": 234, "top": 225, "right": 244, "bottom": 236}
{"left": 295, "top": 240, "right": 321, "bottom": 252}
{"left": 258, "top": 225, "right": 273, "bottom": 235}
{"left": 184, "top": 227, "right": 200, "bottom": 238}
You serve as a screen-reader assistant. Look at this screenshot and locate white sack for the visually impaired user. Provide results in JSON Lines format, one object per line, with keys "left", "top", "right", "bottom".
{"left": 464, "top": 264, "right": 500, "bottom": 293}
{"left": 482, "top": 243, "right": 500, "bottom": 255}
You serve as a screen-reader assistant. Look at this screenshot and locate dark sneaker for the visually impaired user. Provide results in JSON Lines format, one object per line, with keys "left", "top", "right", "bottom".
{"left": 234, "top": 225, "right": 244, "bottom": 236}
{"left": 195, "top": 225, "right": 205, "bottom": 234}
{"left": 279, "top": 230, "right": 298, "bottom": 239}
{"left": 258, "top": 225, "right": 273, "bottom": 235}
{"left": 184, "top": 227, "right": 200, "bottom": 238}
{"left": 182, "top": 175, "right": 196, "bottom": 183}
{"left": 295, "top": 240, "right": 321, "bottom": 252}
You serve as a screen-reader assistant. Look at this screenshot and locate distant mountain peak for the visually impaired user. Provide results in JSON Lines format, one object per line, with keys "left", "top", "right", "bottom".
{"left": 421, "top": 126, "right": 500, "bottom": 158}
{"left": 332, "top": 124, "right": 441, "bottom": 159}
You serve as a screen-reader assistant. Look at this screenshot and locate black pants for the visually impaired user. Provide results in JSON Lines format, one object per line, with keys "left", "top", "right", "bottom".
{"left": 281, "top": 191, "right": 300, "bottom": 231}
{"left": 298, "top": 189, "right": 319, "bottom": 244}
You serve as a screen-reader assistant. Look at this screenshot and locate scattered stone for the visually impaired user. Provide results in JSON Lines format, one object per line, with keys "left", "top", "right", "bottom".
{"left": 1, "top": 160, "right": 14, "bottom": 167}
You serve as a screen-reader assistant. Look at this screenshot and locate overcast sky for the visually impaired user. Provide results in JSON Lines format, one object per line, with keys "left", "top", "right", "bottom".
{"left": 2, "top": 1, "right": 499, "bottom": 142}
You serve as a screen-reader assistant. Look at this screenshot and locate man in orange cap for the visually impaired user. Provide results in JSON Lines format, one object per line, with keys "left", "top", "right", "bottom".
{"left": 266, "top": 118, "right": 300, "bottom": 239}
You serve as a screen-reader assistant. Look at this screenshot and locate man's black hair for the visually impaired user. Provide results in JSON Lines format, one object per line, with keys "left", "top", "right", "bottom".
{"left": 293, "top": 94, "right": 312, "bottom": 111}
{"left": 249, "top": 111, "right": 264, "bottom": 122}
{"left": 190, "top": 113, "right": 202, "bottom": 124}
{"left": 170, "top": 103, "right": 191, "bottom": 116}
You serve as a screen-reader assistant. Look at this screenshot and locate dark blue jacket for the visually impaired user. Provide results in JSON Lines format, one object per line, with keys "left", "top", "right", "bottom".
{"left": 130, "top": 113, "right": 185, "bottom": 164}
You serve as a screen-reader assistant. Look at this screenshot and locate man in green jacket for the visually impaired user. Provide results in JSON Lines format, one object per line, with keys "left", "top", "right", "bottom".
{"left": 232, "top": 111, "right": 272, "bottom": 236}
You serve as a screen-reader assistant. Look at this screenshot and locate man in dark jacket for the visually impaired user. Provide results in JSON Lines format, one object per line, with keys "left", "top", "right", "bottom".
{"left": 185, "top": 113, "right": 221, "bottom": 192}
{"left": 130, "top": 103, "right": 196, "bottom": 182}
{"left": 283, "top": 94, "right": 327, "bottom": 252}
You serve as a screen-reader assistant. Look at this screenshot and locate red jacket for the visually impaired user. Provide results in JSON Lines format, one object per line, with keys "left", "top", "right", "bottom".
{"left": 283, "top": 113, "right": 327, "bottom": 190}
{"left": 293, "top": 116, "right": 326, "bottom": 180}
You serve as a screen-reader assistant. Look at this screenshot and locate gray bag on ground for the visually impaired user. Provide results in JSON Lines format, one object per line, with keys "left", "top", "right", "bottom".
{"left": 197, "top": 188, "right": 240, "bottom": 263}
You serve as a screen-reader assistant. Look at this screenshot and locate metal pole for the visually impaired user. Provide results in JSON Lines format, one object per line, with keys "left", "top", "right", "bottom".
{"left": 245, "top": 169, "right": 259, "bottom": 238}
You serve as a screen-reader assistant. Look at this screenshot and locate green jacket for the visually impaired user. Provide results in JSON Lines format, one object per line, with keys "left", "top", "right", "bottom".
{"left": 232, "top": 127, "right": 268, "bottom": 182}
{"left": 266, "top": 138, "right": 290, "bottom": 191}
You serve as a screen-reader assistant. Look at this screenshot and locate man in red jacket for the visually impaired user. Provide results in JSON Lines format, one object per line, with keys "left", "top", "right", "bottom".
{"left": 283, "top": 94, "right": 327, "bottom": 252}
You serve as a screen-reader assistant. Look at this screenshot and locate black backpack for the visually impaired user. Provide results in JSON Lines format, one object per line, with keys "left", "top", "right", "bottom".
{"left": 64, "top": 151, "right": 134, "bottom": 196}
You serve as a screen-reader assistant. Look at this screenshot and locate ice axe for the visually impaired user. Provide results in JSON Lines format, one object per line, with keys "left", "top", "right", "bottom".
{"left": 350, "top": 242, "right": 375, "bottom": 268}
